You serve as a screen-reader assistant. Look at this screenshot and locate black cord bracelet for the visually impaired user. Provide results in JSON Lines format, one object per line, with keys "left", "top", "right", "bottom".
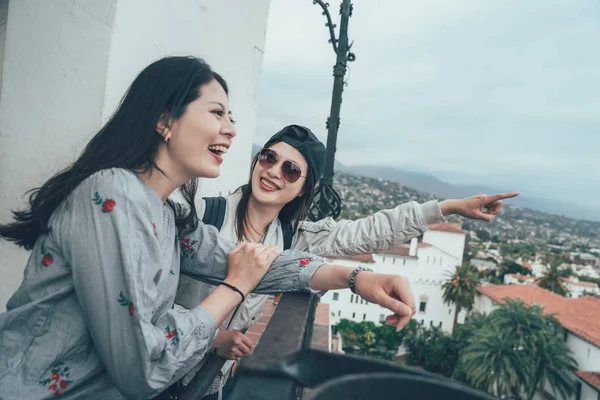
{"left": 218, "top": 282, "right": 245, "bottom": 303}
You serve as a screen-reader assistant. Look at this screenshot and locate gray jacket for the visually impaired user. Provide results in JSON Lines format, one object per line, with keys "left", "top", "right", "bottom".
{"left": 175, "top": 190, "right": 444, "bottom": 393}
{"left": 0, "top": 169, "right": 326, "bottom": 400}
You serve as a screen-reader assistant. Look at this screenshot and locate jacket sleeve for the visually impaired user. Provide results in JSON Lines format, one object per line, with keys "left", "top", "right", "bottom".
{"left": 293, "top": 200, "right": 444, "bottom": 255}
{"left": 178, "top": 221, "right": 325, "bottom": 295}
{"left": 52, "top": 169, "right": 217, "bottom": 399}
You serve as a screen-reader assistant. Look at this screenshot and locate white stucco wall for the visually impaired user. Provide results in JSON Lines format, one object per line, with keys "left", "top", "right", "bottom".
{"left": 567, "top": 333, "right": 600, "bottom": 371}
{"left": 472, "top": 293, "right": 496, "bottom": 315}
{"left": 0, "top": 0, "right": 118, "bottom": 311}
{"left": 577, "top": 381, "right": 598, "bottom": 400}
{"left": 422, "top": 230, "right": 465, "bottom": 262}
{"left": 322, "top": 235, "right": 467, "bottom": 333}
{"left": 0, "top": 0, "right": 271, "bottom": 311}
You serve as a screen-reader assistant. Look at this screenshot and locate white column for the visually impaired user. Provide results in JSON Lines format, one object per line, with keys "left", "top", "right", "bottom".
{"left": 0, "top": 0, "right": 271, "bottom": 310}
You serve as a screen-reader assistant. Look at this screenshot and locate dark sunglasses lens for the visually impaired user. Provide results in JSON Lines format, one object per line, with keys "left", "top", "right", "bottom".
{"left": 258, "top": 149, "right": 278, "bottom": 167}
{"left": 282, "top": 161, "right": 302, "bottom": 183}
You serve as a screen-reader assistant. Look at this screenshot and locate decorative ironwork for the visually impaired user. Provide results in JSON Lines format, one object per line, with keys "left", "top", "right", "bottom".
{"left": 308, "top": 0, "right": 356, "bottom": 221}
{"left": 308, "top": 185, "right": 342, "bottom": 222}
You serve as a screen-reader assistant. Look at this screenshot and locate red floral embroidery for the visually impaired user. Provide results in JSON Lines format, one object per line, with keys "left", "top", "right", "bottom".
{"left": 42, "top": 254, "right": 53, "bottom": 267}
{"left": 118, "top": 292, "right": 134, "bottom": 316}
{"left": 180, "top": 238, "right": 198, "bottom": 259}
{"left": 93, "top": 192, "right": 116, "bottom": 213}
{"left": 299, "top": 258, "right": 312, "bottom": 266}
{"left": 39, "top": 362, "right": 72, "bottom": 396}
{"left": 165, "top": 325, "right": 183, "bottom": 345}
{"left": 152, "top": 222, "right": 158, "bottom": 238}
{"left": 40, "top": 241, "right": 53, "bottom": 267}
{"left": 102, "top": 199, "right": 116, "bottom": 212}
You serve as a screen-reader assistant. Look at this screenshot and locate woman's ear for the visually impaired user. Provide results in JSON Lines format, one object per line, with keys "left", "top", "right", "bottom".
{"left": 156, "top": 112, "right": 172, "bottom": 142}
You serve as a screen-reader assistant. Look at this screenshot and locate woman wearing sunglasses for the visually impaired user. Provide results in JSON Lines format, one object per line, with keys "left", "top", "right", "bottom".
{"left": 175, "top": 124, "right": 518, "bottom": 399}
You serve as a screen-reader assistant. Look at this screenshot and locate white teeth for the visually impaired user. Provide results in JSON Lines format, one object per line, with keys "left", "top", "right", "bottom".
{"left": 208, "top": 145, "right": 228, "bottom": 154}
{"left": 261, "top": 178, "right": 277, "bottom": 190}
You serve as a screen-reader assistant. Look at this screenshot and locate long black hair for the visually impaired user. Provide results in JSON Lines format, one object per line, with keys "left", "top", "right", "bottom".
{"left": 0, "top": 56, "right": 228, "bottom": 250}
{"left": 234, "top": 148, "right": 316, "bottom": 243}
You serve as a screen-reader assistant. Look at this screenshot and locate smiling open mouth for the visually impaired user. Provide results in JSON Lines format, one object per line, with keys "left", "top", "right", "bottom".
{"left": 260, "top": 177, "right": 280, "bottom": 190}
{"left": 208, "top": 145, "right": 228, "bottom": 156}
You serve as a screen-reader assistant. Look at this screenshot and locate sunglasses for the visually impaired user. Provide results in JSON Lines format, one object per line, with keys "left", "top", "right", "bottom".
{"left": 258, "top": 148, "right": 306, "bottom": 183}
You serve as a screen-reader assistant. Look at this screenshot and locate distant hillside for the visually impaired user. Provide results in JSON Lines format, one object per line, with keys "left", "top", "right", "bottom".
{"left": 333, "top": 172, "right": 600, "bottom": 248}
{"left": 334, "top": 162, "right": 600, "bottom": 222}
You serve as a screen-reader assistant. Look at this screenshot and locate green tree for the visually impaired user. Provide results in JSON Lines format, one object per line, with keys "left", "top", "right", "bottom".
{"left": 497, "top": 260, "right": 532, "bottom": 282}
{"left": 441, "top": 264, "right": 481, "bottom": 330}
{"left": 537, "top": 264, "right": 570, "bottom": 297}
{"left": 460, "top": 325, "right": 529, "bottom": 397}
{"left": 335, "top": 319, "right": 407, "bottom": 360}
{"left": 458, "top": 299, "right": 576, "bottom": 399}
{"left": 403, "top": 323, "right": 458, "bottom": 376}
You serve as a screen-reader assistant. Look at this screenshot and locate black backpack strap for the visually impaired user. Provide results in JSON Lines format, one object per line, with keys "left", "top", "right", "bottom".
{"left": 201, "top": 197, "right": 227, "bottom": 231}
{"left": 281, "top": 221, "right": 294, "bottom": 250}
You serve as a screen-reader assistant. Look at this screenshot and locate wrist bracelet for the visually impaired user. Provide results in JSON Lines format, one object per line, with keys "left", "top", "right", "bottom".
{"left": 349, "top": 265, "right": 373, "bottom": 294}
{"left": 219, "top": 282, "right": 245, "bottom": 303}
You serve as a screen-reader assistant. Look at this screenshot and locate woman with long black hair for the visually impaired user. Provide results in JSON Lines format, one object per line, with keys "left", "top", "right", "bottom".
{"left": 0, "top": 57, "right": 423, "bottom": 399}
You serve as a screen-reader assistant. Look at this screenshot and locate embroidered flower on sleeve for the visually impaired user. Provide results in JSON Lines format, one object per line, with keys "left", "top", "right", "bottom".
{"left": 93, "top": 192, "right": 116, "bottom": 213}
{"left": 118, "top": 291, "right": 135, "bottom": 316}
{"left": 180, "top": 238, "right": 198, "bottom": 259}
{"left": 39, "top": 362, "right": 73, "bottom": 396}
{"left": 40, "top": 241, "right": 53, "bottom": 267}
{"left": 299, "top": 258, "right": 312, "bottom": 266}
{"left": 165, "top": 325, "right": 184, "bottom": 345}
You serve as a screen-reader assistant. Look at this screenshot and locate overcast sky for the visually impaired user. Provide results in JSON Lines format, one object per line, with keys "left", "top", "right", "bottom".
{"left": 256, "top": 0, "right": 600, "bottom": 209}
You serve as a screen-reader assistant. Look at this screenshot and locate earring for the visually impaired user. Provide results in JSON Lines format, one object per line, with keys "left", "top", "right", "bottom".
{"left": 164, "top": 134, "right": 170, "bottom": 143}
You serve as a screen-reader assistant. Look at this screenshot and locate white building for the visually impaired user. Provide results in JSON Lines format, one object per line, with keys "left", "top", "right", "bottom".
{"left": 475, "top": 284, "right": 600, "bottom": 400}
{"left": 562, "top": 278, "right": 600, "bottom": 299}
{"left": 470, "top": 258, "right": 497, "bottom": 272}
{"left": 504, "top": 273, "right": 536, "bottom": 285}
{"left": 575, "top": 264, "right": 600, "bottom": 280}
{"left": 531, "top": 262, "right": 548, "bottom": 278}
{"left": 503, "top": 273, "right": 600, "bottom": 299}
{"left": 0, "top": 0, "right": 271, "bottom": 310}
{"left": 321, "top": 223, "right": 468, "bottom": 333}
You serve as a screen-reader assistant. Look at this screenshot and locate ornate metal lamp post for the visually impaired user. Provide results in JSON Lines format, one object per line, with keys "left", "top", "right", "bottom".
{"left": 308, "top": 0, "right": 356, "bottom": 221}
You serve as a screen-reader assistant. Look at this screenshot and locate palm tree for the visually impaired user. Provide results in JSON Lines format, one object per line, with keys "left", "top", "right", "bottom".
{"left": 526, "top": 334, "right": 577, "bottom": 400}
{"left": 537, "top": 263, "right": 570, "bottom": 297}
{"left": 459, "top": 299, "right": 576, "bottom": 399}
{"left": 441, "top": 264, "right": 481, "bottom": 330}
{"left": 460, "top": 325, "right": 530, "bottom": 397}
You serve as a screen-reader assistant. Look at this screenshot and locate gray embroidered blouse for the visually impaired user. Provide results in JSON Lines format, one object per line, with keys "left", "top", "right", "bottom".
{"left": 0, "top": 168, "right": 324, "bottom": 399}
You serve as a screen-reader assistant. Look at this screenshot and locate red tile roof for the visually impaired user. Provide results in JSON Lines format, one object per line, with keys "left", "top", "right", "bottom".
{"left": 477, "top": 284, "right": 600, "bottom": 347}
{"left": 575, "top": 370, "right": 600, "bottom": 390}
{"left": 428, "top": 223, "right": 467, "bottom": 235}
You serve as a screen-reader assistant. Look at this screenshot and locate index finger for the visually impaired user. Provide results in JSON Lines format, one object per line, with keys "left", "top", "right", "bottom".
{"left": 394, "top": 278, "right": 416, "bottom": 314}
{"left": 486, "top": 192, "right": 519, "bottom": 202}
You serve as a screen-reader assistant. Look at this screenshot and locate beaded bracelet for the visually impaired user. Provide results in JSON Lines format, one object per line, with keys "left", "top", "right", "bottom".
{"left": 349, "top": 265, "right": 373, "bottom": 294}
